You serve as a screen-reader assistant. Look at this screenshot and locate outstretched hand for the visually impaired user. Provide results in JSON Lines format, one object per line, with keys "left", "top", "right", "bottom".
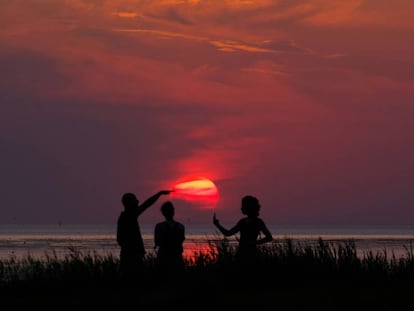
{"left": 213, "top": 213, "right": 220, "bottom": 226}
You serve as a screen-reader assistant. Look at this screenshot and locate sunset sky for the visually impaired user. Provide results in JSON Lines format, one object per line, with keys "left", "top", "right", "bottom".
{"left": 1, "top": 0, "right": 413, "bottom": 226}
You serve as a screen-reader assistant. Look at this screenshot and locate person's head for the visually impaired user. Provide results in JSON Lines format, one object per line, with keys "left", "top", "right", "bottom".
{"left": 241, "top": 195, "right": 260, "bottom": 217}
{"left": 122, "top": 193, "right": 139, "bottom": 211}
{"left": 160, "top": 201, "right": 175, "bottom": 220}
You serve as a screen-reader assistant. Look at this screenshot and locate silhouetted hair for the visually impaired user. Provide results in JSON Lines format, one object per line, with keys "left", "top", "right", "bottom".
{"left": 241, "top": 195, "right": 260, "bottom": 217}
{"left": 122, "top": 193, "right": 138, "bottom": 208}
{"left": 160, "top": 201, "right": 174, "bottom": 218}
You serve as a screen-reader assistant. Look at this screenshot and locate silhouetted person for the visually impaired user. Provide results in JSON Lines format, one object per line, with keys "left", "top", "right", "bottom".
{"left": 154, "top": 201, "right": 185, "bottom": 280}
{"left": 116, "top": 190, "right": 171, "bottom": 282}
{"left": 213, "top": 195, "right": 273, "bottom": 264}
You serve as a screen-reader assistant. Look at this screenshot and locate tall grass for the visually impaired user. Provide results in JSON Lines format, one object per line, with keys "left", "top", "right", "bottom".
{"left": 1, "top": 238, "right": 414, "bottom": 289}
{"left": 0, "top": 248, "right": 119, "bottom": 288}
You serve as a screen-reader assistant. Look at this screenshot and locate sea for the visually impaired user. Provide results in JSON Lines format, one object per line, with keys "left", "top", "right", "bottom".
{"left": 1, "top": 223, "right": 414, "bottom": 261}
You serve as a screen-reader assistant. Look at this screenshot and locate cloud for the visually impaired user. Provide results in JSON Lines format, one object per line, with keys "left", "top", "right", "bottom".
{"left": 112, "top": 28, "right": 207, "bottom": 41}
{"left": 304, "top": 0, "right": 414, "bottom": 28}
{"left": 112, "top": 27, "right": 311, "bottom": 55}
{"left": 208, "top": 40, "right": 277, "bottom": 53}
{"left": 241, "top": 67, "right": 290, "bottom": 77}
{"left": 259, "top": 40, "right": 313, "bottom": 54}
{"left": 112, "top": 12, "right": 139, "bottom": 18}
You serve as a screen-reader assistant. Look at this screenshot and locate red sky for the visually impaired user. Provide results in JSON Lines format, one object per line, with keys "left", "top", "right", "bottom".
{"left": 1, "top": 0, "right": 413, "bottom": 226}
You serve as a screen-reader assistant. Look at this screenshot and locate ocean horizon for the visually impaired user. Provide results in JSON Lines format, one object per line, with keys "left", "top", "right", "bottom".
{"left": 1, "top": 223, "right": 414, "bottom": 261}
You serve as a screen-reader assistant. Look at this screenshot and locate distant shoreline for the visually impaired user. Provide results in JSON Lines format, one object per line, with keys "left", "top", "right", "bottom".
{"left": 1, "top": 223, "right": 414, "bottom": 261}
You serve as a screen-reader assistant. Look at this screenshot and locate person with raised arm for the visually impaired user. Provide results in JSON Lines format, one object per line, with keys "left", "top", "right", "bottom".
{"left": 117, "top": 190, "right": 171, "bottom": 282}
{"left": 213, "top": 195, "right": 273, "bottom": 263}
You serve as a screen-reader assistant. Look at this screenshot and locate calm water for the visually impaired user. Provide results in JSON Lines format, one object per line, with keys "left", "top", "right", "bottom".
{"left": 1, "top": 224, "right": 414, "bottom": 260}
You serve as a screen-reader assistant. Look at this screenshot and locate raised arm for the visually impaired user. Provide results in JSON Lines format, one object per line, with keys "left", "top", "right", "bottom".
{"left": 213, "top": 213, "right": 240, "bottom": 237}
{"left": 138, "top": 190, "right": 172, "bottom": 214}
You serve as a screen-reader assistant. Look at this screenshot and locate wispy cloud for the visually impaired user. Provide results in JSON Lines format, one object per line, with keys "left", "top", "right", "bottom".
{"left": 241, "top": 67, "right": 290, "bottom": 77}
{"left": 208, "top": 40, "right": 277, "bottom": 53}
{"left": 112, "top": 28, "right": 310, "bottom": 55}
{"left": 112, "top": 12, "right": 139, "bottom": 18}
{"left": 112, "top": 28, "right": 207, "bottom": 41}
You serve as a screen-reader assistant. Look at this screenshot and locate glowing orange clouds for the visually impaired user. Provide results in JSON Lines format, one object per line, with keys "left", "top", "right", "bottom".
{"left": 171, "top": 177, "right": 219, "bottom": 208}
{"left": 112, "top": 12, "right": 139, "bottom": 18}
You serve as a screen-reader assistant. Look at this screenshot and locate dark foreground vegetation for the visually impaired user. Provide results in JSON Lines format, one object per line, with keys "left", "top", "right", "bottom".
{"left": 1, "top": 238, "right": 414, "bottom": 310}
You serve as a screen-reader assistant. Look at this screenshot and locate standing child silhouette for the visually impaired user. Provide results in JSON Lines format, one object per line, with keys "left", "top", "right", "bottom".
{"left": 213, "top": 195, "right": 273, "bottom": 263}
{"left": 154, "top": 201, "right": 185, "bottom": 280}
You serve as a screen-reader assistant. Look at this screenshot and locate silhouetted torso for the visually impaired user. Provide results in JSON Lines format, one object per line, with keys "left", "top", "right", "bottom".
{"left": 235, "top": 216, "right": 269, "bottom": 255}
{"left": 155, "top": 220, "right": 185, "bottom": 257}
{"left": 117, "top": 209, "right": 145, "bottom": 256}
{"left": 154, "top": 214, "right": 185, "bottom": 278}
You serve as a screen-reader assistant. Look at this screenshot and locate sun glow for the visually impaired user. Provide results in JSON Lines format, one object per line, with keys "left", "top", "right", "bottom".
{"left": 171, "top": 177, "right": 219, "bottom": 207}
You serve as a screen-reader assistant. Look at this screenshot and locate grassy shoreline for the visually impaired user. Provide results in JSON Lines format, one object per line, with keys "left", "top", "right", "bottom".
{"left": 2, "top": 238, "right": 414, "bottom": 310}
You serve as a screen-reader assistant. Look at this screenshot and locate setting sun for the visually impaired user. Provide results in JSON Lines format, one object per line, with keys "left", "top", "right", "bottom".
{"left": 171, "top": 177, "right": 219, "bottom": 206}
